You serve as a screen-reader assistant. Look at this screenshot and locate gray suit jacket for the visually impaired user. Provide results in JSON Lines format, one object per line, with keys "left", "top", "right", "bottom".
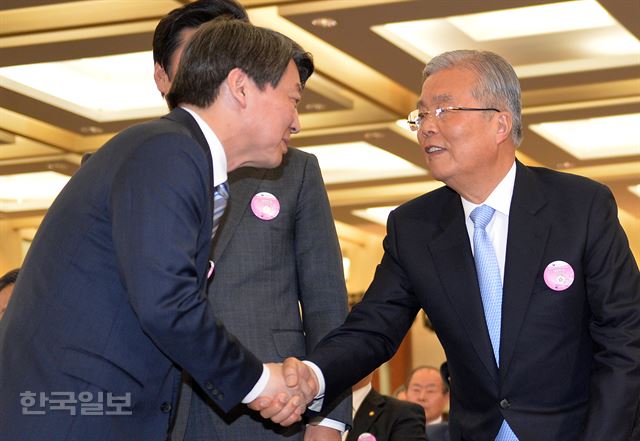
{"left": 179, "top": 148, "right": 351, "bottom": 440}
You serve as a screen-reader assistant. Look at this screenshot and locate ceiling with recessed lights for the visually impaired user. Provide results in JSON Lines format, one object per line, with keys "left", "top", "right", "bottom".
{"left": 0, "top": 0, "right": 638, "bottom": 253}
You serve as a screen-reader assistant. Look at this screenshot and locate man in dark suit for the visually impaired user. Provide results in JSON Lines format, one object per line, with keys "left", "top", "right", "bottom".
{"left": 152, "top": 2, "right": 350, "bottom": 440}
{"left": 261, "top": 50, "right": 640, "bottom": 441}
{"left": 347, "top": 374, "right": 425, "bottom": 441}
{"left": 0, "top": 19, "right": 318, "bottom": 440}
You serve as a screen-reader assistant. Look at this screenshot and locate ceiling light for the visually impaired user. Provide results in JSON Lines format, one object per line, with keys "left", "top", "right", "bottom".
{"left": 529, "top": 113, "right": 640, "bottom": 160}
{"left": 0, "top": 51, "right": 166, "bottom": 122}
{"left": 80, "top": 126, "right": 104, "bottom": 134}
{"left": 297, "top": 142, "right": 425, "bottom": 184}
{"left": 372, "top": 0, "right": 640, "bottom": 78}
{"left": 0, "top": 171, "right": 70, "bottom": 212}
{"left": 342, "top": 257, "right": 351, "bottom": 281}
{"left": 311, "top": 17, "right": 337, "bottom": 28}
{"left": 352, "top": 205, "right": 397, "bottom": 226}
{"left": 447, "top": 0, "right": 615, "bottom": 41}
{"left": 304, "top": 103, "right": 327, "bottom": 111}
{"left": 629, "top": 184, "right": 640, "bottom": 199}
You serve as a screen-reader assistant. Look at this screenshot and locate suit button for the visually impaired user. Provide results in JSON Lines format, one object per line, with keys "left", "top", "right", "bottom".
{"left": 499, "top": 399, "right": 511, "bottom": 409}
{"left": 160, "top": 402, "right": 172, "bottom": 413}
{"left": 204, "top": 381, "right": 214, "bottom": 390}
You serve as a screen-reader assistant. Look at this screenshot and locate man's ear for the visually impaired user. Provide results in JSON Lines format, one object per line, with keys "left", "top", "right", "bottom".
{"left": 154, "top": 63, "right": 170, "bottom": 96}
{"left": 224, "top": 67, "right": 250, "bottom": 108}
{"left": 495, "top": 112, "right": 512, "bottom": 144}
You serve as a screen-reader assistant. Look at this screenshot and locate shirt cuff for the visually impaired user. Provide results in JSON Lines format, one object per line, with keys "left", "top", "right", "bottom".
{"left": 241, "top": 364, "right": 269, "bottom": 403}
{"left": 308, "top": 417, "right": 346, "bottom": 433}
{"left": 302, "top": 360, "right": 325, "bottom": 411}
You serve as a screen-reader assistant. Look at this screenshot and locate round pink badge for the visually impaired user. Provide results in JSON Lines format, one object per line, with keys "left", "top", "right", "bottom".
{"left": 543, "top": 260, "right": 574, "bottom": 291}
{"left": 357, "top": 434, "right": 377, "bottom": 441}
{"left": 251, "top": 192, "right": 280, "bottom": 221}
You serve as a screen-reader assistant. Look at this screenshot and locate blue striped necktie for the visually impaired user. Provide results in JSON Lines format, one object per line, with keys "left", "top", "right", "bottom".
{"left": 212, "top": 182, "right": 229, "bottom": 238}
{"left": 470, "top": 205, "right": 519, "bottom": 441}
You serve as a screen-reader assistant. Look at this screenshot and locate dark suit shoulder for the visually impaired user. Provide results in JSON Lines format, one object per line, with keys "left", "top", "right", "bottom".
{"left": 525, "top": 165, "right": 605, "bottom": 193}
{"left": 392, "top": 184, "right": 458, "bottom": 221}
{"left": 288, "top": 147, "right": 316, "bottom": 162}
{"left": 426, "top": 422, "right": 449, "bottom": 441}
{"left": 102, "top": 114, "right": 197, "bottom": 153}
{"left": 389, "top": 395, "right": 425, "bottom": 416}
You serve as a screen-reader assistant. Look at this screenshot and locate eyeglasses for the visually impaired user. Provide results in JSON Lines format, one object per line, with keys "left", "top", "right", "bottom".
{"left": 407, "top": 106, "right": 501, "bottom": 131}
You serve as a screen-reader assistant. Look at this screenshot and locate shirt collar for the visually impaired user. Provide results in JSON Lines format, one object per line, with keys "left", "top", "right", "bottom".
{"left": 351, "top": 383, "right": 373, "bottom": 415}
{"left": 461, "top": 161, "right": 516, "bottom": 220}
{"left": 180, "top": 106, "right": 228, "bottom": 187}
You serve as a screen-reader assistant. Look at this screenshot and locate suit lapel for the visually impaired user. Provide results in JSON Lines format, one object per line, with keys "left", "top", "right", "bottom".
{"left": 211, "top": 167, "right": 266, "bottom": 261}
{"left": 347, "top": 389, "right": 385, "bottom": 441}
{"left": 428, "top": 192, "right": 499, "bottom": 385}
{"left": 499, "top": 162, "right": 549, "bottom": 377}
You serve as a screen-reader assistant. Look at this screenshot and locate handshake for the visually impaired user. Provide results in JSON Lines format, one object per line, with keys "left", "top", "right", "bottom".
{"left": 247, "top": 357, "right": 320, "bottom": 426}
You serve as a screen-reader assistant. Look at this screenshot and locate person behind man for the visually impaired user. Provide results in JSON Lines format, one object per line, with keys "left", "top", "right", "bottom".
{"left": 346, "top": 373, "right": 425, "bottom": 441}
{"left": 258, "top": 49, "right": 640, "bottom": 441}
{"left": 405, "top": 366, "right": 449, "bottom": 426}
{"left": 0, "top": 19, "right": 319, "bottom": 440}
{"left": 0, "top": 268, "right": 19, "bottom": 320}
{"left": 152, "top": 2, "right": 350, "bottom": 440}
{"left": 405, "top": 366, "right": 449, "bottom": 441}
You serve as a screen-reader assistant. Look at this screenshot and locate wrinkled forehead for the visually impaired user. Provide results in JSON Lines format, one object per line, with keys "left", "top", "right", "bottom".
{"left": 418, "top": 67, "right": 478, "bottom": 108}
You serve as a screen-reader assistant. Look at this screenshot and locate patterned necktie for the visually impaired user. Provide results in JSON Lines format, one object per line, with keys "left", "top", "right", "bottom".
{"left": 470, "top": 205, "right": 519, "bottom": 441}
{"left": 212, "top": 182, "right": 229, "bottom": 237}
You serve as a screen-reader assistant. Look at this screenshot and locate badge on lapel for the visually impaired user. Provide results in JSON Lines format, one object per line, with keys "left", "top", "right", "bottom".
{"left": 251, "top": 192, "right": 280, "bottom": 220}
{"left": 358, "top": 433, "right": 377, "bottom": 441}
{"left": 543, "top": 260, "right": 574, "bottom": 291}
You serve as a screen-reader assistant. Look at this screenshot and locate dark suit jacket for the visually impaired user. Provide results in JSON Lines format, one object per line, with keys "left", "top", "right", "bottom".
{"left": 179, "top": 149, "right": 351, "bottom": 440}
{"left": 426, "top": 422, "right": 449, "bottom": 441}
{"left": 308, "top": 161, "right": 640, "bottom": 441}
{"left": 0, "top": 108, "right": 263, "bottom": 441}
{"left": 346, "top": 389, "right": 425, "bottom": 441}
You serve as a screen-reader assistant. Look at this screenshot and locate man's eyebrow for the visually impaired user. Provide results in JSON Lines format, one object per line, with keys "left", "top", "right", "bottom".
{"left": 433, "top": 93, "right": 453, "bottom": 103}
{"left": 417, "top": 93, "right": 453, "bottom": 108}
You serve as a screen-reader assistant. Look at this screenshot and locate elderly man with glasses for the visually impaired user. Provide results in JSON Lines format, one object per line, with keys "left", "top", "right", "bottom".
{"left": 255, "top": 49, "right": 640, "bottom": 441}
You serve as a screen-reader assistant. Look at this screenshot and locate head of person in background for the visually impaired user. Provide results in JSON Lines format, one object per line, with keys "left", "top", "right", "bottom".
{"left": 0, "top": 268, "right": 19, "bottom": 320}
{"left": 153, "top": 0, "right": 248, "bottom": 97}
{"left": 405, "top": 365, "right": 450, "bottom": 425}
{"left": 392, "top": 384, "right": 407, "bottom": 400}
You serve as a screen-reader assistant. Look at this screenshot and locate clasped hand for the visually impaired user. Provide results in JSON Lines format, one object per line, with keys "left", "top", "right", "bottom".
{"left": 247, "top": 357, "right": 318, "bottom": 426}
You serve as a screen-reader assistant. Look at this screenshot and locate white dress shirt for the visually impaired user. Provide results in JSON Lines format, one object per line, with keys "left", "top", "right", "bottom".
{"left": 460, "top": 161, "right": 517, "bottom": 281}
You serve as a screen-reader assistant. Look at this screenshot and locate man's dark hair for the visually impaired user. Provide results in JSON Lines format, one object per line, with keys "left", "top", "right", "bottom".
{"left": 166, "top": 19, "right": 314, "bottom": 110}
{"left": 0, "top": 269, "right": 19, "bottom": 292}
{"left": 152, "top": 0, "right": 248, "bottom": 77}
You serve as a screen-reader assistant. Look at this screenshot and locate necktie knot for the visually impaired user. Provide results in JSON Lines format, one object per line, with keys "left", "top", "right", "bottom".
{"left": 212, "top": 181, "right": 229, "bottom": 238}
{"left": 470, "top": 205, "right": 495, "bottom": 230}
{"left": 215, "top": 182, "right": 229, "bottom": 200}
